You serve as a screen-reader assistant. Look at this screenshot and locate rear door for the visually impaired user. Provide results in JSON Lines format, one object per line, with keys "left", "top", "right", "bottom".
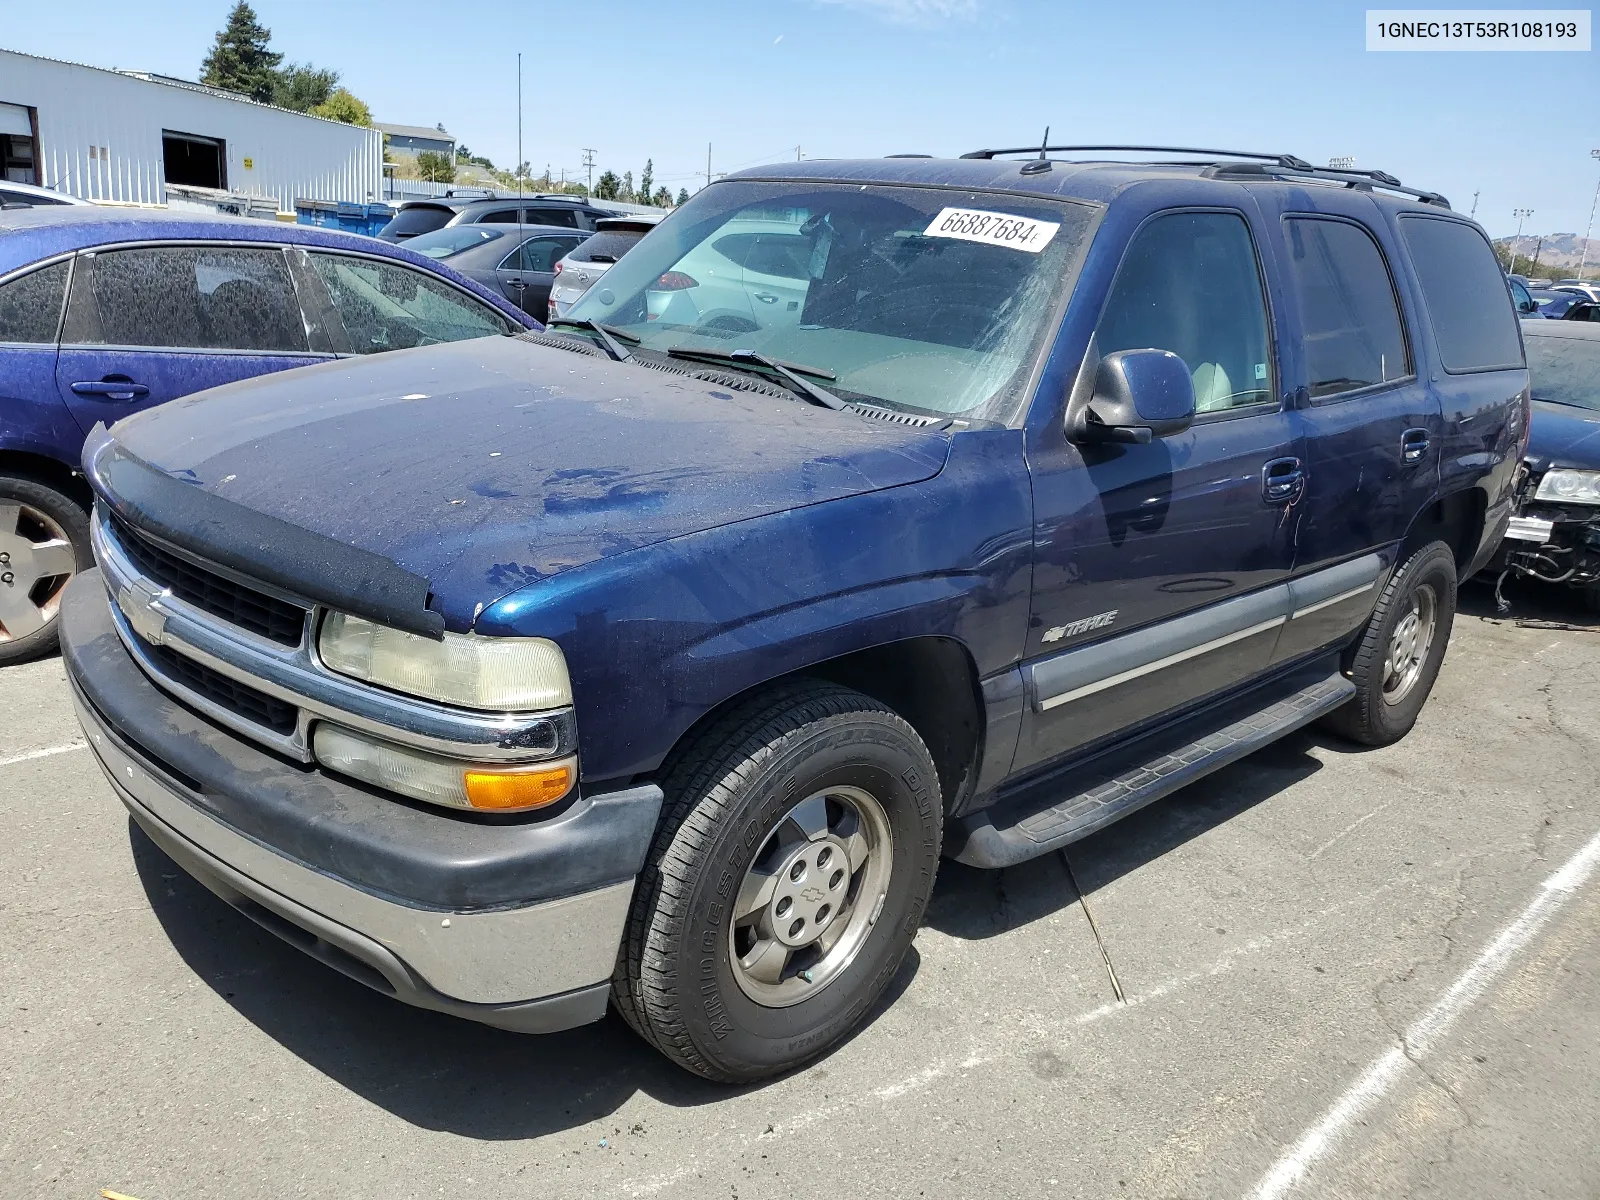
{"left": 496, "top": 234, "right": 584, "bottom": 316}
{"left": 0, "top": 258, "right": 80, "bottom": 461}
{"left": 1259, "top": 193, "right": 1442, "bottom": 663}
{"left": 54, "top": 244, "right": 331, "bottom": 434}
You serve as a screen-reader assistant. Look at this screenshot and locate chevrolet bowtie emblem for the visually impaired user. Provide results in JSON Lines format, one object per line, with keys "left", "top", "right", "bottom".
{"left": 116, "top": 579, "right": 169, "bottom": 646}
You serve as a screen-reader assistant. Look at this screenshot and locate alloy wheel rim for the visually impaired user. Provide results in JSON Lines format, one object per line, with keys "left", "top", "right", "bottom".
{"left": 0, "top": 501, "right": 76, "bottom": 644}
{"left": 1381, "top": 583, "right": 1437, "bottom": 704}
{"left": 727, "top": 785, "right": 894, "bottom": 1008}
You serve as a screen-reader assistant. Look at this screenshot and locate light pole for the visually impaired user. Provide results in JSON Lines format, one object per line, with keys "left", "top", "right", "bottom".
{"left": 1578, "top": 149, "right": 1600, "bottom": 284}
{"left": 1511, "top": 208, "right": 1534, "bottom": 275}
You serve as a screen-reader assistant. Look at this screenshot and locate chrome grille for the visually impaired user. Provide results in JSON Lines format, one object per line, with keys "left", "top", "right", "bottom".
{"left": 110, "top": 517, "right": 306, "bottom": 646}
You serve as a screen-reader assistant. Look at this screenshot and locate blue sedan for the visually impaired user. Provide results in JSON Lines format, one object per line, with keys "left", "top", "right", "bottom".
{"left": 0, "top": 206, "right": 536, "bottom": 663}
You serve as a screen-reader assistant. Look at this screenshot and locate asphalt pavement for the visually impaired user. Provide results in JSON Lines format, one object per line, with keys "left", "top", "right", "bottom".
{"left": 2, "top": 580, "right": 1597, "bottom": 1200}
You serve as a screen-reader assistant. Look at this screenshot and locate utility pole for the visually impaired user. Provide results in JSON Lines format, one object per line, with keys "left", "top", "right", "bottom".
{"left": 581, "top": 148, "right": 596, "bottom": 194}
{"left": 796, "top": 144, "right": 802, "bottom": 162}
{"left": 1532, "top": 235, "right": 1544, "bottom": 272}
{"left": 1470, "top": 190, "right": 1479, "bottom": 219}
{"left": 706, "top": 143, "right": 712, "bottom": 191}
{"left": 1579, "top": 148, "right": 1600, "bottom": 283}
{"left": 1511, "top": 207, "right": 1534, "bottom": 274}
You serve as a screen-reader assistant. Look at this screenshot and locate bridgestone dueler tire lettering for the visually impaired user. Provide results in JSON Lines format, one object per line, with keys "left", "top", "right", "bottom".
{"left": 1323, "top": 540, "right": 1457, "bottom": 747}
{"left": 611, "top": 680, "right": 943, "bottom": 1082}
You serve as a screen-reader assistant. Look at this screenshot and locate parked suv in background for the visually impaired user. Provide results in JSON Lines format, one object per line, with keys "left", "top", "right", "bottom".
{"left": 60, "top": 149, "right": 1525, "bottom": 1084}
{"left": 547, "top": 215, "right": 662, "bottom": 320}
{"left": 0, "top": 206, "right": 532, "bottom": 663}
{"left": 377, "top": 194, "right": 614, "bottom": 242}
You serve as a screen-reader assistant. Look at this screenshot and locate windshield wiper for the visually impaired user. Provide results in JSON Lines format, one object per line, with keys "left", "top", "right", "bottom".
{"left": 545, "top": 317, "right": 638, "bottom": 362}
{"left": 666, "top": 346, "right": 845, "bottom": 411}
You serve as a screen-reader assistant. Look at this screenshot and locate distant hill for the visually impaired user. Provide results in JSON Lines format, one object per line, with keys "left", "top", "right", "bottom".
{"left": 1494, "top": 232, "right": 1598, "bottom": 272}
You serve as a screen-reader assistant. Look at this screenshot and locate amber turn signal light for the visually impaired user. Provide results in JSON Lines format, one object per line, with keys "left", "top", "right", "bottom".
{"left": 463, "top": 761, "right": 574, "bottom": 811}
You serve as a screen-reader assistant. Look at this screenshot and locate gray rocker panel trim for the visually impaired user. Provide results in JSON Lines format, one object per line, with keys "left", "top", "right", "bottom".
{"left": 1028, "top": 554, "right": 1385, "bottom": 713}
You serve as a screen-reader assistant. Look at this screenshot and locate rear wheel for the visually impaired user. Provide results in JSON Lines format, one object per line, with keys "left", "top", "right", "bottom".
{"left": 1323, "top": 541, "right": 1457, "bottom": 747}
{"left": 0, "top": 475, "right": 90, "bottom": 666}
{"left": 613, "top": 681, "right": 942, "bottom": 1082}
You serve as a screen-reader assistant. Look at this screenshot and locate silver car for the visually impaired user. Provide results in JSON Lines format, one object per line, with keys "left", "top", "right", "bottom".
{"left": 547, "top": 215, "right": 662, "bottom": 320}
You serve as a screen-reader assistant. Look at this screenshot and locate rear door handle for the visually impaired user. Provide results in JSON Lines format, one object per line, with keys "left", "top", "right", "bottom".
{"left": 1401, "top": 427, "right": 1430, "bottom": 465}
{"left": 1262, "top": 456, "right": 1305, "bottom": 504}
{"left": 71, "top": 378, "right": 149, "bottom": 400}
{"left": 753, "top": 292, "right": 779, "bottom": 304}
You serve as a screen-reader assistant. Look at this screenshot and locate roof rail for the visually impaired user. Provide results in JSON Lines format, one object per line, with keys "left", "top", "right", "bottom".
{"left": 956, "top": 144, "right": 1450, "bottom": 208}
{"left": 959, "top": 145, "right": 1315, "bottom": 169}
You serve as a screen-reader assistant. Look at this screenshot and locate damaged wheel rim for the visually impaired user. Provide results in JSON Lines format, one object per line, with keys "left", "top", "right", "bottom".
{"left": 0, "top": 501, "right": 75, "bottom": 644}
{"left": 728, "top": 785, "right": 893, "bottom": 1008}
{"left": 1382, "top": 583, "right": 1436, "bottom": 704}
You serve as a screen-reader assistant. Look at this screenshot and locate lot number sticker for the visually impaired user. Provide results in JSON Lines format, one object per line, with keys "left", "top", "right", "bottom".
{"left": 924, "top": 207, "right": 1060, "bottom": 253}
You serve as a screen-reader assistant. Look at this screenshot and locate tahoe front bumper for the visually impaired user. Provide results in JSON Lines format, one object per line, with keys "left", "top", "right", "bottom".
{"left": 60, "top": 572, "right": 662, "bottom": 1033}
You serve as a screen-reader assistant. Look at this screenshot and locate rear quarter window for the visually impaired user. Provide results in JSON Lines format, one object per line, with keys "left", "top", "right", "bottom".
{"left": 0, "top": 259, "right": 69, "bottom": 343}
{"left": 1399, "top": 217, "right": 1524, "bottom": 373}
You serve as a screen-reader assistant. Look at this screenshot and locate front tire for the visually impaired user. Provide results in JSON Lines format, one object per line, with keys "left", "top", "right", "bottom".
{"left": 0, "top": 475, "right": 91, "bottom": 666}
{"left": 1324, "top": 541, "right": 1457, "bottom": 747}
{"left": 613, "top": 681, "right": 942, "bottom": 1082}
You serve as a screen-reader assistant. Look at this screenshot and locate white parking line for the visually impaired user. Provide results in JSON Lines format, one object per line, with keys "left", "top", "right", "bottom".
{"left": 1249, "top": 825, "right": 1600, "bottom": 1200}
{"left": 0, "top": 742, "right": 86, "bottom": 768}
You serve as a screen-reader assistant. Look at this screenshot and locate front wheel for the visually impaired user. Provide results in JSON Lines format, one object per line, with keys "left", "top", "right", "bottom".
{"left": 1323, "top": 541, "right": 1457, "bottom": 747}
{"left": 0, "top": 475, "right": 91, "bottom": 666}
{"left": 612, "top": 682, "right": 942, "bottom": 1082}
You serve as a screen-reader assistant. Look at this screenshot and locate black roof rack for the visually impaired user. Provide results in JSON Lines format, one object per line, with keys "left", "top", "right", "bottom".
{"left": 956, "top": 144, "right": 1450, "bottom": 208}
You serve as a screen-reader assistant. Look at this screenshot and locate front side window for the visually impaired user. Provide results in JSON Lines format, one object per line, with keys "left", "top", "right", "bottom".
{"left": 62, "top": 246, "right": 307, "bottom": 352}
{"left": 309, "top": 253, "right": 510, "bottom": 353}
{"left": 568, "top": 181, "right": 1096, "bottom": 420}
{"left": 0, "top": 259, "right": 68, "bottom": 343}
{"left": 1400, "top": 217, "right": 1524, "bottom": 373}
{"left": 527, "top": 208, "right": 579, "bottom": 228}
{"left": 1283, "top": 217, "right": 1410, "bottom": 398}
{"left": 1095, "top": 211, "right": 1273, "bottom": 413}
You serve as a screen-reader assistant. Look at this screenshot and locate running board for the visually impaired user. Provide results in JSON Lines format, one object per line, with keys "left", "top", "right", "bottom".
{"left": 949, "top": 667, "right": 1355, "bottom": 868}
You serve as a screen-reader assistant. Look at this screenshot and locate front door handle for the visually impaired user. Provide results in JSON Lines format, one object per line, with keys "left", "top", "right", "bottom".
{"left": 71, "top": 376, "right": 149, "bottom": 401}
{"left": 1401, "top": 427, "right": 1430, "bottom": 465}
{"left": 1262, "top": 456, "right": 1305, "bottom": 504}
{"left": 752, "top": 292, "right": 779, "bottom": 304}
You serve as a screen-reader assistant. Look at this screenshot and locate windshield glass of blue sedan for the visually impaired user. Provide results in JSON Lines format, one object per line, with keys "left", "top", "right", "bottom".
{"left": 1526, "top": 334, "right": 1600, "bottom": 411}
{"left": 567, "top": 182, "right": 1096, "bottom": 420}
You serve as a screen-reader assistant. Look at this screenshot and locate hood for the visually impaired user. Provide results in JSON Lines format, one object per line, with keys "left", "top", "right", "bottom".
{"left": 107, "top": 336, "right": 951, "bottom": 628}
{"left": 1528, "top": 399, "right": 1600, "bottom": 472}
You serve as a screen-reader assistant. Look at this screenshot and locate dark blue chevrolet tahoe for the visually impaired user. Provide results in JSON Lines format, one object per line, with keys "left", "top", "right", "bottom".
{"left": 58, "top": 148, "right": 1528, "bottom": 1082}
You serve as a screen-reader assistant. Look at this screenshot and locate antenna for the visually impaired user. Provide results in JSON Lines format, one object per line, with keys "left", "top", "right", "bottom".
{"left": 516, "top": 53, "right": 523, "bottom": 207}
{"left": 1020, "top": 126, "right": 1052, "bottom": 175}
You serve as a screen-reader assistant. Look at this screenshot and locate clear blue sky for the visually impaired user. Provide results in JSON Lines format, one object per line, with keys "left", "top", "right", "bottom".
{"left": 6, "top": 0, "right": 1596, "bottom": 238}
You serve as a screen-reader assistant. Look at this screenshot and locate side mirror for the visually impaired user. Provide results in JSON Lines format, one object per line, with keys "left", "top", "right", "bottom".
{"left": 1068, "top": 349, "right": 1196, "bottom": 445}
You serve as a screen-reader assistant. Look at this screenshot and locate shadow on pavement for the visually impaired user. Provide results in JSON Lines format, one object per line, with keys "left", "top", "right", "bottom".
{"left": 925, "top": 730, "right": 1327, "bottom": 938}
{"left": 129, "top": 818, "right": 919, "bottom": 1139}
{"left": 1459, "top": 575, "right": 1599, "bottom": 629}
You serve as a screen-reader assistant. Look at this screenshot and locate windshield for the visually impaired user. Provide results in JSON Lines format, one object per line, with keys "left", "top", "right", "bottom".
{"left": 405, "top": 227, "right": 505, "bottom": 259}
{"left": 566, "top": 180, "right": 1096, "bottom": 421}
{"left": 1526, "top": 333, "right": 1600, "bottom": 411}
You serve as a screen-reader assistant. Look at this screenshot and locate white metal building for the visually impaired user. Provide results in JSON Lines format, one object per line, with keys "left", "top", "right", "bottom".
{"left": 0, "top": 48, "right": 383, "bottom": 212}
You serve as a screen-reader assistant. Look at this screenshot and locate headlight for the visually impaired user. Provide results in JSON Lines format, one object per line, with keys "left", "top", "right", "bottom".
{"left": 313, "top": 724, "right": 575, "bottom": 812}
{"left": 1534, "top": 469, "right": 1600, "bottom": 505}
{"left": 318, "top": 612, "right": 571, "bottom": 711}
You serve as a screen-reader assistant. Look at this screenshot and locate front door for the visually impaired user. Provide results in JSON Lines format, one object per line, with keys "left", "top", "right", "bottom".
{"left": 54, "top": 244, "right": 331, "bottom": 433}
{"left": 496, "top": 234, "right": 583, "bottom": 317}
{"left": 1016, "top": 206, "right": 1302, "bottom": 775}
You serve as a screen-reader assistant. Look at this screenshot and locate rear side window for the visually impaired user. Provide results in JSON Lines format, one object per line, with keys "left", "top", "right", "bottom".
{"left": 1283, "top": 217, "right": 1410, "bottom": 398}
{"left": 713, "top": 232, "right": 811, "bottom": 280}
{"left": 0, "top": 260, "right": 69, "bottom": 343}
{"left": 63, "top": 246, "right": 308, "bottom": 352}
{"left": 480, "top": 209, "right": 524, "bottom": 224}
{"left": 527, "top": 207, "right": 578, "bottom": 228}
{"left": 1400, "top": 217, "right": 1524, "bottom": 372}
{"left": 1095, "top": 211, "right": 1274, "bottom": 413}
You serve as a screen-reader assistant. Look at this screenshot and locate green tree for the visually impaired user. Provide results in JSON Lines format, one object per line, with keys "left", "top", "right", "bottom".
{"left": 272, "top": 62, "right": 337, "bottom": 111}
{"left": 652, "top": 186, "right": 673, "bottom": 208}
{"left": 414, "top": 150, "right": 456, "bottom": 183}
{"left": 639, "top": 159, "right": 655, "bottom": 205}
{"left": 675, "top": 187, "right": 690, "bottom": 206}
{"left": 200, "top": 2, "right": 282, "bottom": 103}
{"left": 621, "top": 171, "right": 635, "bottom": 202}
{"left": 310, "top": 87, "right": 371, "bottom": 126}
{"left": 593, "top": 170, "right": 621, "bottom": 200}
